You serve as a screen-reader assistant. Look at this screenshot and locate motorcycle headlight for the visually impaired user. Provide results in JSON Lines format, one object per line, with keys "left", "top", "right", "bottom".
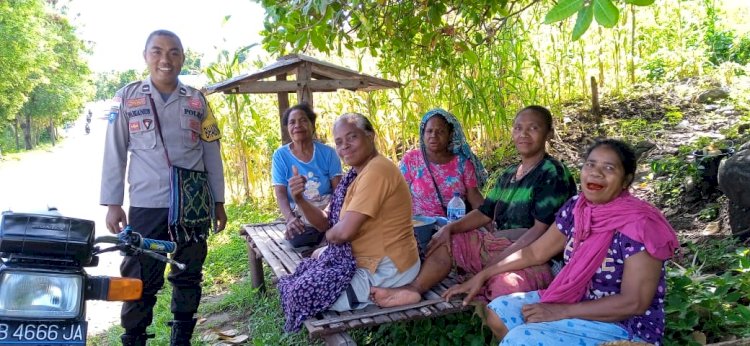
{"left": 0, "top": 270, "right": 83, "bottom": 319}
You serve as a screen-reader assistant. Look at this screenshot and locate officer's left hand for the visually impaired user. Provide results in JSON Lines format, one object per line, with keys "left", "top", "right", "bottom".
{"left": 214, "top": 203, "right": 227, "bottom": 233}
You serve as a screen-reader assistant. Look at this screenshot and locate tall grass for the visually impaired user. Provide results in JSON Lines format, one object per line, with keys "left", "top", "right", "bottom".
{"left": 207, "top": 0, "right": 731, "bottom": 203}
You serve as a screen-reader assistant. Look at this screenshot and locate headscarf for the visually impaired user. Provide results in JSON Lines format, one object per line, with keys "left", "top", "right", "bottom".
{"left": 539, "top": 191, "right": 679, "bottom": 304}
{"left": 419, "top": 108, "right": 488, "bottom": 188}
{"left": 278, "top": 169, "right": 358, "bottom": 332}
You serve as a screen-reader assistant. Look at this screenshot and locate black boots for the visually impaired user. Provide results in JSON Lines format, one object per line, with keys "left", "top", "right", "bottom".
{"left": 120, "top": 333, "right": 149, "bottom": 346}
{"left": 168, "top": 318, "right": 197, "bottom": 346}
{"left": 120, "top": 319, "right": 195, "bottom": 346}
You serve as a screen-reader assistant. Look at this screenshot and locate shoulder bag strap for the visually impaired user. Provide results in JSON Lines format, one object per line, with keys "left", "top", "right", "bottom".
{"left": 421, "top": 149, "right": 447, "bottom": 212}
{"left": 148, "top": 96, "right": 172, "bottom": 167}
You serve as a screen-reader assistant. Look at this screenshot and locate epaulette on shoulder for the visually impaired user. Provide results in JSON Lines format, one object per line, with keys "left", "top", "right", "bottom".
{"left": 119, "top": 80, "right": 144, "bottom": 94}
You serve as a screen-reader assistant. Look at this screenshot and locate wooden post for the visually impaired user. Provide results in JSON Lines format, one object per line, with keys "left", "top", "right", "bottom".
{"left": 591, "top": 76, "right": 603, "bottom": 136}
{"left": 322, "top": 332, "right": 356, "bottom": 346}
{"left": 277, "top": 73, "right": 291, "bottom": 144}
{"left": 246, "top": 237, "right": 266, "bottom": 293}
{"left": 296, "top": 62, "right": 313, "bottom": 109}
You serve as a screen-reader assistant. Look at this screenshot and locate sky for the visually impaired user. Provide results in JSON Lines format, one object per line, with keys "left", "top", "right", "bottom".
{"left": 64, "top": 0, "right": 266, "bottom": 73}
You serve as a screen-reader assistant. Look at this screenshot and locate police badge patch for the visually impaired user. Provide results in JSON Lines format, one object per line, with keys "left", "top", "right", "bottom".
{"left": 201, "top": 110, "right": 221, "bottom": 142}
{"left": 188, "top": 97, "right": 202, "bottom": 109}
{"left": 126, "top": 97, "right": 147, "bottom": 108}
{"left": 129, "top": 121, "right": 141, "bottom": 132}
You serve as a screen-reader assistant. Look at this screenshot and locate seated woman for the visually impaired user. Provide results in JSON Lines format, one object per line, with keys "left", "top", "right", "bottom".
{"left": 371, "top": 105, "right": 577, "bottom": 307}
{"left": 401, "top": 108, "right": 486, "bottom": 217}
{"left": 443, "top": 139, "right": 679, "bottom": 345}
{"left": 272, "top": 103, "right": 342, "bottom": 248}
{"left": 278, "top": 113, "right": 420, "bottom": 331}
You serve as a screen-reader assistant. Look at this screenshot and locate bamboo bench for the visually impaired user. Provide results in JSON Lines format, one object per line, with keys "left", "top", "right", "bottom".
{"left": 239, "top": 222, "right": 471, "bottom": 346}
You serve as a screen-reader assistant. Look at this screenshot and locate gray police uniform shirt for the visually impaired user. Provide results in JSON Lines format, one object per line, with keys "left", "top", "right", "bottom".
{"left": 100, "top": 78, "right": 225, "bottom": 208}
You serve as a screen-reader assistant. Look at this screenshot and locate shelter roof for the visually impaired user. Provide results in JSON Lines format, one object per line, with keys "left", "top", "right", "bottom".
{"left": 204, "top": 54, "right": 400, "bottom": 95}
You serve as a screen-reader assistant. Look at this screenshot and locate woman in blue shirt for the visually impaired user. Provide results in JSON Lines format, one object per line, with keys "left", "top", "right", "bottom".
{"left": 272, "top": 103, "right": 342, "bottom": 247}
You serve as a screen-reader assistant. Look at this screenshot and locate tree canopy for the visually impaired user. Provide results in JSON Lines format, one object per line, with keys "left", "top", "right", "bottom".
{"left": 0, "top": 0, "right": 48, "bottom": 122}
{"left": 0, "top": 0, "right": 91, "bottom": 151}
{"left": 257, "top": 0, "right": 654, "bottom": 76}
{"left": 93, "top": 69, "right": 145, "bottom": 101}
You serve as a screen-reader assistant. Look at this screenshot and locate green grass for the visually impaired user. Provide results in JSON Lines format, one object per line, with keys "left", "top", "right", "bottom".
{"left": 91, "top": 197, "right": 750, "bottom": 345}
{"left": 89, "top": 200, "right": 494, "bottom": 345}
{"left": 87, "top": 286, "right": 173, "bottom": 345}
{"left": 89, "top": 202, "right": 278, "bottom": 345}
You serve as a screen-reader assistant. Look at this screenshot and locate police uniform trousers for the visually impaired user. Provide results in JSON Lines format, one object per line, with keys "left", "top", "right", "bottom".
{"left": 120, "top": 207, "right": 208, "bottom": 333}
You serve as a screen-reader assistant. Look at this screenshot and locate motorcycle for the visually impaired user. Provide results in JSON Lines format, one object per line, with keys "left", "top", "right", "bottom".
{"left": 0, "top": 208, "right": 181, "bottom": 346}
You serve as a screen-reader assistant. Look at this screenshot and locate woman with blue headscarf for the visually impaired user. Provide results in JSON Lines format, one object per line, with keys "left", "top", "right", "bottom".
{"left": 400, "top": 108, "right": 488, "bottom": 217}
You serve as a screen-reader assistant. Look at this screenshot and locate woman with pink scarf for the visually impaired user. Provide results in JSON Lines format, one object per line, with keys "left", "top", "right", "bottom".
{"left": 443, "top": 139, "right": 679, "bottom": 346}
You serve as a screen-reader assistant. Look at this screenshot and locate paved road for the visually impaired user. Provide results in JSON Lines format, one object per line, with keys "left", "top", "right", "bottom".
{"left": 0, "top": 111, "right": 121, "bottom": 336}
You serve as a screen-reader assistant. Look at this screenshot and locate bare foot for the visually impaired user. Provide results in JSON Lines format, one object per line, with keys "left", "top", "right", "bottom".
{"left": 370, "top": 286, "right": 421, "bottom": 307}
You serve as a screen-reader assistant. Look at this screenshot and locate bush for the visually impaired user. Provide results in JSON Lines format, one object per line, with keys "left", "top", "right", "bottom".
{"left": 731, "top": 34, "right": 750, "bottom": 65}
{"left": 664, "top": 247, "right": 750, "bottom": 345}
{"left": 645, "top": 58, "right": 668, "bottom": 82}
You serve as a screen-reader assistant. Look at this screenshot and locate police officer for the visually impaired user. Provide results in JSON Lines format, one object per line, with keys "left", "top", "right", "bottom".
{"left": 100, "top": 30, "right": 227, "bottom": 346}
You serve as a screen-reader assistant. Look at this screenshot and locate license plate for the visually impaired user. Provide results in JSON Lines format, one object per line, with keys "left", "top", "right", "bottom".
{"left": 0, "top": 320, "right": 86, "bottom": 345}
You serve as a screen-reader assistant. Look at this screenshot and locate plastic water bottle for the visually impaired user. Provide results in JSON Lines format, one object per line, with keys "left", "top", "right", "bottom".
{"left": 447, "top": 192, "right": 466, "bottom": 222}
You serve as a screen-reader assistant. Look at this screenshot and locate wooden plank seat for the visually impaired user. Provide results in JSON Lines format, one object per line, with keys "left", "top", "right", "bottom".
{"left": 240, "top": 222, "right": 471, "bottom": 345}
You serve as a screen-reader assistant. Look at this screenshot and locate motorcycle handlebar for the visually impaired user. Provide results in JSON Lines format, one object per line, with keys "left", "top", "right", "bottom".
{"left": 94, "top": 226, "right": 184, "bottom": 270}
{"left": 117, "top": 230, "right": 176, "bottom": 254}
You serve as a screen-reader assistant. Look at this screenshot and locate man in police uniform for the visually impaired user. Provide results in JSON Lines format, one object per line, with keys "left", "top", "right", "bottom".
{"left": 100, "top": 30, "right": 226, "bottom": 346}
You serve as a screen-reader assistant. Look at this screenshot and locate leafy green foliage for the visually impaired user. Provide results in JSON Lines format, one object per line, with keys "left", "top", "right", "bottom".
{"left": 608, "top": 118, "right": 663, "bottom": 141}
{"left": 706, "top": 30, "right": 735, "bottom": 65}
{"left": 0, "top": 0, "right": 47, "bottom": 121}
{"left": 544, "top": 0, "right": 584, "bottom": 24}
{"left": 730, "top": 34, "right": 750, "bottom": 65}
{"left": 181, "top": 48, "right": 204, "bottom": 75}
{"left": 593, "top": 0, "right": 620, "bottom": 28}
{"left": 665, "top": 247, "right": 750, "bottom": 344}
{"left": 354, "top": 310, "right": 491, "bottom": 345}
{"left": 572, "top": 5, "right": 594, "bottom": 41}
{"left": 258, "top": 0, "right": 653, "bottom": 77}
{"left": 205, "top": 47, "right": 283, "bottom": 201}
{"left": 649, "top": 155, "right": 698, "bottom": 208}
{"left": 625, "top": 0, "right": 655, "bottom": 5}
{"left": 664, "top": 109, "right": 684, "bottom": 125}
{"left": 206, "top": 0, "right": 741, "bottom": 202}
{"left": 94, "top": 69, "right": 145, "bottom": 101}
{"left": 0, "top": 0, "right": 92, "bottom": 151}
{"left": 697, "top": 203, "right": 719, "bottom": 222}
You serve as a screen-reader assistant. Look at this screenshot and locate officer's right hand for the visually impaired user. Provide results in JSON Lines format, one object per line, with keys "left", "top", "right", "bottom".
{"left": 105, "top": 205, "right": 127, "bottom": 234}
{"left": 288, "top": 165, "right": 306, "bottom": 202}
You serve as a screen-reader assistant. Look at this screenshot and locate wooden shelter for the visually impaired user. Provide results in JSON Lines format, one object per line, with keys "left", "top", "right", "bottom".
{"left": 204, "top": 54, "right": 401, "bottom": 143}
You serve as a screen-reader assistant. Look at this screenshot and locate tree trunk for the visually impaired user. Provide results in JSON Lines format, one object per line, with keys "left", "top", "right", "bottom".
{"left": 14, "top": 116, "right": 20, "bottom": 151}
{"left": 23, "top": 112, "right": 32, "bottom": 150}
{"left": 49, "top": 117, "right": 56, "bottom": 146}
